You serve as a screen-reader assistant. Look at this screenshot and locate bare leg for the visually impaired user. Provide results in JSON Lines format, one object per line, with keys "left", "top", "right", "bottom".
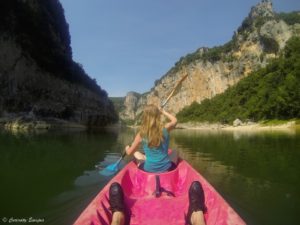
{"left": 134, "top": 151, "right": 146, "bottom": 161}
{"left": 111, "top": 211, "right": 125, "bottom": 225}
{"left": 191, "top": 211, "right": 206, "bottom": 225}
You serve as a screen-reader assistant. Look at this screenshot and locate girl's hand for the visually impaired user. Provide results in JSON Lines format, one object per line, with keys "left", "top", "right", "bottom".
{"left": 124, "top": 145, "right": 131, "bottom": 155}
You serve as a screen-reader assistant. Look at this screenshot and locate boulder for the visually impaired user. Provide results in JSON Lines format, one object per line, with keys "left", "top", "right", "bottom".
{"left": 233, "top": 118, "right": 243, "bottom": 127}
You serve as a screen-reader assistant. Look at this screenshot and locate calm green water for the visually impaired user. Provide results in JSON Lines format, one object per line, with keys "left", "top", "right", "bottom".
{"left": 0, "top": 128, "right": 299, "bottom": 225}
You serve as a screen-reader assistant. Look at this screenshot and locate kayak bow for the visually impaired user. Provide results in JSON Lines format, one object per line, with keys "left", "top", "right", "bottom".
{"left": 74, "top": 158, "right": 246, "bottom": 225}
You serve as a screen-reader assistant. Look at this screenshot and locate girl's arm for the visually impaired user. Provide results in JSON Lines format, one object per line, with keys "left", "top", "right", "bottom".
{"left": 125, "top": 133, "right": 142, "bottom": 155}
{"left": 160, "top": 108, "right": 177, "bottom": 131}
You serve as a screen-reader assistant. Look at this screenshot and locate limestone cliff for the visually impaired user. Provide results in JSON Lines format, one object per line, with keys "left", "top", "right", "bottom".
{"left": 0, "top": 0, "right": 118, "bottom": 127}
{"left": 120, "top": 0, "right": 300, "bottom": 121}
{"left": 119, "top": 92, "right": 141, "bottom": 122}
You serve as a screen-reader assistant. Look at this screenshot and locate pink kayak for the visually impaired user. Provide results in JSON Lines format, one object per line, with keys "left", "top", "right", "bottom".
{"left": 73, "top": 159, "right": 246, "bottom": 225}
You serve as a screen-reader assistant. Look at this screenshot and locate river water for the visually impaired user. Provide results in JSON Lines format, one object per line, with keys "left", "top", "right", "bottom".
{"left": 0, "top": 127, "right": 299, "bottom": 225}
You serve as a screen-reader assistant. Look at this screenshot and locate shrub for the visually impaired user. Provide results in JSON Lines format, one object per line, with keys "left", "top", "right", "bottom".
{"left": 277, "top": 11, "right": 300, "bottom": 25}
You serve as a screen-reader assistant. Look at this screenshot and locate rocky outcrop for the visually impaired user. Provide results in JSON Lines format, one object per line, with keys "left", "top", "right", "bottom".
{"left": 249, "top": 0, "right": 273, "bottom": 19}
{"left": 120, "top": 0, "right": 299, "bottom": 122}
{"left": 0, "top": 0, "right": 118, "bottom": 127}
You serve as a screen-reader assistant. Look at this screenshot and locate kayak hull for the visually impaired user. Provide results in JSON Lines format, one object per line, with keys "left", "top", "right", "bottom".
{"left": 74, "top": 159, "right": 246, "bottom": 225}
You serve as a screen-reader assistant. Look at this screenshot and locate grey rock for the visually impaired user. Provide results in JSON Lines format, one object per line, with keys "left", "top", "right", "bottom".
{"left": 233, "top": 119, "right": 243, "bottom": 127}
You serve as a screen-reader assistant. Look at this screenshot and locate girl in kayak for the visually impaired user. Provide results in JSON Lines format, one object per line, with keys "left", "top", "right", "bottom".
{"left": 124, "top": 104, "right": 177, "bottom": 172}
{"left": 109, "top": 104, "right": 206, "bottom": 225}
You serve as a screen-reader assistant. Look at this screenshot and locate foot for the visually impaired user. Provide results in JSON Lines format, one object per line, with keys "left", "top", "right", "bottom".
{"left": 187, "top": 181, "right": 206, "bottom": 225}
{"left": 109, "top": 182, "right": 125, "bottom": 214}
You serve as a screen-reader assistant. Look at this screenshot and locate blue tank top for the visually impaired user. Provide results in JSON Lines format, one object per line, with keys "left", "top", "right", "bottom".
{"left": 142, "top": 128, "right": 171, "bottom": 173}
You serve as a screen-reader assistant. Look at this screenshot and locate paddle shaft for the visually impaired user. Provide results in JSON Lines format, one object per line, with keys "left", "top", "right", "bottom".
{"left": 115, "top": 151, "right": 126, "bottom": 166}
{"left": 161, "top": 74, "right": 188, "bottom": 108}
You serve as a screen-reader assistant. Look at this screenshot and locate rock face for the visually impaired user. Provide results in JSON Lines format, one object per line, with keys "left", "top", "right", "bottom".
{"left": 120, "top": 0, "right": 299, "bottom": 122}
{"left": 119, "top": 92, "right": 141, "bottom": 121}
{"left": 0, "top": 0, "right": 118, "bottom": 127}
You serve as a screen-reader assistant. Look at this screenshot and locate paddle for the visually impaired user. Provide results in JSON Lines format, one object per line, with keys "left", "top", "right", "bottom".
{"left": 99, "top": 73, "right": 188, "bottom": 176}
{"left": 161, "top": 74, "right": 188, "bottom": 108}
{"left": 99, "top": 151, "right": 126, "bottom": 176}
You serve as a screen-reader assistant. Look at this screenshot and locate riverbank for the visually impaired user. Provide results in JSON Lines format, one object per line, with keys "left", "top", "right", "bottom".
{"left": 176, "top": 120, "right": 299, "bottom": 131}
{"left": 0, "top": 116, "right": 124, "bottom": 133}
{"left": 0, "top": 117, "right": 87, "bottom": 131}
{"left": 2, "top": 116, "right": 298, "bottom": 133}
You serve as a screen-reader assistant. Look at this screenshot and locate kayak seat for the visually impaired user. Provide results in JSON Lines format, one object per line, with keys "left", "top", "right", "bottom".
{"left": 119, "top": 159, "right": 191, "bottom": 199}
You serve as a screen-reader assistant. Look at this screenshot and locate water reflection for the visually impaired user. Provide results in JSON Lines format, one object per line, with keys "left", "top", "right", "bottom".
{"left": 230, "top": 128, "right": 297, "bottom": 140}
{"left": 0, "top": 128, "right": 119, "bottom": 224}
{"left": 1, "top": 128, "right": 299, "bottom": 225}
{"left": 171, "top": 129, "right": 300, "bottom": 225}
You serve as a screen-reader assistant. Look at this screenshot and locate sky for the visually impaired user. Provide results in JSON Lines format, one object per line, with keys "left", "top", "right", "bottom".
{"left": 59, "top": 0, "right": 300, "bottom": 97}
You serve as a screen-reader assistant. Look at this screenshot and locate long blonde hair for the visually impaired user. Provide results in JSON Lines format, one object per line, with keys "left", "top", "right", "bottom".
{"left": 140, "top": 104, "right": 163, "bottom": 148}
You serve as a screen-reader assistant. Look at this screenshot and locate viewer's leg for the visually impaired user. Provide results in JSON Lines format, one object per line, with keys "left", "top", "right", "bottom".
{"left": 109, "top": 182, "right": 126, "bottom": 225}
{"left": 111, "top": 212, "right": 125, "bottom": 225}
{"left": 187, "top": 181, "right": 206, "bottom": 225}
{"left": 191, "top": 211, "right": 205, "bottom": 225}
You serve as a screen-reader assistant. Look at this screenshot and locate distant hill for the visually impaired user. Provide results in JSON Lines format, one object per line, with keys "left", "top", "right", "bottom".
{"left": 177, "top": 37, "right": 300, "bottom": 123}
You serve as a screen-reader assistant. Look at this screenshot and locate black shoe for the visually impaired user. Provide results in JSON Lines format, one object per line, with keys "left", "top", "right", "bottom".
{"left": 109, "top": 182, "right": 125, "bottom": 214}
{"left": 186, "top": 181, "right": 207, "bottom": 225}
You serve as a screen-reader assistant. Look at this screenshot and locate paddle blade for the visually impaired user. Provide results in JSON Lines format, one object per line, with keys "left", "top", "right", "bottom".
{"left": 99, "top": 163, "right": 119, "bottom": 176}
{"left": 98, "top": 155, "right": 123, "bottom": 176}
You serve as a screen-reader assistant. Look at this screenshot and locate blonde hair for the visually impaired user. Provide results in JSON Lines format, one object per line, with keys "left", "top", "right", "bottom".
{"left": 140, "top": 104, "right": 163, "bottom": 148}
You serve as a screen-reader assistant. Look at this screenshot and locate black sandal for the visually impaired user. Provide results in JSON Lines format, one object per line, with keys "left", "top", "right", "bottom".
{"left": 186, "top": 181, "right": 207, "bottom": 225}
{"left": 109, "top": 182, "right": 125, "bottom": 214}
